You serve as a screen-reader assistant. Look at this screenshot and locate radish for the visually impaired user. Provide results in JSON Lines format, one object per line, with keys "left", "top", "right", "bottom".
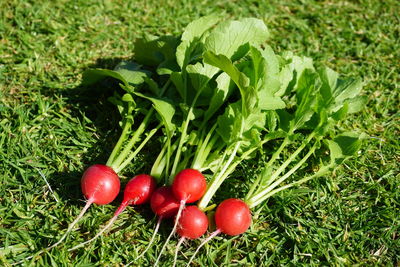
{"left": 154, "top": 169, "right": 207, "bottom": 266}
{"left": 135, "top": 186, "right": 180, "bottom": 260}
{"left": 172, "top": 206, "right": 208, "bottom": 267}
{"left": 114, "top": 174, "right": 157, "bottom": 215}
{"left": 214, "top": 198, "right": 251, "bottom": 236}
{"left": 172, "top": 169, "right": 207, "bottom": 203}
{"left": 186, "top": 198, "right": 251, "bottom": 267}
{"left": 48, "top": 164, "right": 120, "bottom": 250}
{"left": 176, "top": 205, "right": 208, "bottom": 239}
{"left": 69, "top": 174, "right": 156, "bottom": 251}
{"left": 17, "top": 164, "right": 121, "bottom": 264}
{"left": 150, "top": 186, "right": 181, "bottom": 218}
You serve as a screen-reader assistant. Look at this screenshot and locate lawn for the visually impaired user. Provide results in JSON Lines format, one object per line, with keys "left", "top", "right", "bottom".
{"left": 1, "top": 0, "right": 399, "bottom": 266}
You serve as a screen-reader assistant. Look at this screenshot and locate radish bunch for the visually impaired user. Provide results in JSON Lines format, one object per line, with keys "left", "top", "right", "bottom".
{"left": 19, "top": 15, "right": 365, "bottom": 267}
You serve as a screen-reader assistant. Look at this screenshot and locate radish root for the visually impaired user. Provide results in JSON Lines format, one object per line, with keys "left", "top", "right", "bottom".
{"left": 153, "top": 199, "right": 186, "bottom": 266}
{"left": 136, "top": 216, "right": 163, "bottom": 260}
{"left": 186, "top": 229, "right": 221, "bottom": 267}
{"left": 13, "top": 200, "right": 93, "bottom": 265}
{"left": 68, "top": 213, "right": 119, "bottom": 251}
{"left": 172, "top": 237, "right": 185, "bottom": 267}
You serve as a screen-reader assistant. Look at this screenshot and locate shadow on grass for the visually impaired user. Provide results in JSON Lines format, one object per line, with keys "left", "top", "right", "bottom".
{"left": 17, "top": 56, "right": 164, "bottom": 254}
{"left": 36, "top": 34, "right": 181, "bottom": 205}
{"left": 37, "top": 57, "right": 128, "bottom": 205}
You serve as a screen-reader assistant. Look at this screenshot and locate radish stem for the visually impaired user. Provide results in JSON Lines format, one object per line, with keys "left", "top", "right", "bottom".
{"left": 110, "top": 108, "right": 155, "bottom": 171}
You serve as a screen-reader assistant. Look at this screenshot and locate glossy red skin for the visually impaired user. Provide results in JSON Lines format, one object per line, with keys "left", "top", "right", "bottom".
{"left": 81, "top": 164, "right": 120, "bottom": 205}
{"left": 215, "top": 198, "right": 252, "bottom": 236}
{"left": 176, "top": 206, "right": 208, "bottom": 239}
{"left": 122, "top": 174, "right": 157, "bottom": 206}
{"left": 150, "top": 186, "right": 180, "bottom": 218}
{"left": 172, "top": 169, "right": 206, "bottom": 203}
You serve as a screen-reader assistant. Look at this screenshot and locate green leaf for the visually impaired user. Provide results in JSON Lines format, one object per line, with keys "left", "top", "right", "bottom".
{"left": 335, "top": 78, "right": 363, "bottom": 103}
{"left": 247, "top": 46, "right": 285, "bottom": 110}
{"left": 319, "top": 67, "right": 364, "bottom": 116}
{"left": 203, "top": 72, "right": 233, "bottom": 122}
{"left": 176, "top": 14, "right": 220, "bottom": 68}
{"left": 216, "top": 101, "right": 265, "bottom": 148}
{"left": 331, "top": 102, "right": 349, "bottom": 121}
{"left": 134, "top": 92, "right": 176, "bottom": 138}
{"left": 205, "top": 18, "right": 270, "bottom": 60}
{"left": 279, "top": 52, "right": 314, "bottom": 95}
{"left": 204, "top": 52, "right": 249, "bottom": 89}
{"left": 170, "top": 72, "right": 185, "bottom": 100}
{"left": 157, "top": 59, "right": 180, "bottom": 75}
{"left": 82, "top": 68, "right": 125, "bottom": 86}
{"left": 265, "top": 110, "right": 278, "bottom": 132}
{"left": 121, "top": 93, "right": 134, "bottom": 102}
{"left": 186, "top": 62, "right": 218, "bottom": 91}
{"left": 203, "top": 51, "right": 258, "bottom": 117}
{"left": 134, "top": 34, "right": 179, "bottom": 67}
{"left": 291, "top": 69, "right": 318, "bottom": 130}
{"left": 346, "top": 95, "right": 368, "bottom": 113}
{"left": 319, "top": 66, "right": 339, "bottom": 102}
{"left": 143, "top": 77, "right": 162, "bottom": 96}
{"left": 328, "top": 132, "right": 363, "bottom": 164}
{"left": 114, "top": 61, "right": 150, "bottom": 85}
{"left": 107, "top": 92, "right": 132, "bottom": 117}
{"left": 82, "top": 61, "right": 150, "bottom": 89}
{"left": 216, "top": 102, "right": 242, "bottom": 144}
{"left": 276, "top": 109, "right": 293, "bottom": 133}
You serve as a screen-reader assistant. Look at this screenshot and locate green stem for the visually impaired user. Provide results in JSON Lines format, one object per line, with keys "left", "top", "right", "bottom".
{"left": 198, "top": 140, "right": 241, "bottom": 210}
{"left": 197, "top": 135, "right": 272, "bottom": 210}
{"left": 265, "top": 133, "right": 291, "bottom": 169}
{"left": 114, "top": 124, "right": 161, "bottom": 173}
{"left": 267, "top": 131, "right": 316, "bottom": 184}
{"left": 106, "top": 119, "right": 132, "bottom": 167}
{"left": 150, "top": 138, "right": 179, "bottom": 184}
{"left": 245, "top": 133, "right": 294, "bottom": 201}
{"left": 159, "top": 79, "right": 171, "bottom": 96}
{"left": 170, "top": 90, "right": 202, "bottom": 177}
{"left": 247, "top": 134, "right": 319, "bottom": 205}
{"left": 110, "top": 108, "right": 155, "bottom": 172}
{"left": 245, "top": 168, "right": 267, "bottom": 201}
{"left": 150, "top": 141, "right": 168, "bottom": 179}
{"left": 164, "top": 137, "right": 172, "bottom": 184}
{"left": 191, "top": 123, "right": 218, "bottom": 170}
{"left": 248, "top": 163, "right": 333, "bottom": 209}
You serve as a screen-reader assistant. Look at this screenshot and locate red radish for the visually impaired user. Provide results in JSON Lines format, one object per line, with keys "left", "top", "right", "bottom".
{"left": 176, "top": 206, "right": 208, "bottom": 239}
{"left": 69, "top": 174, "right": 156, "bottom": 251}
{"left": 155, "top": 169, "right": 207, "bottom": 266}
{"left": 186, "top": 198, "right": 252, "bottom": 267}
{"left": 38, "top": 164, "right": 121, "bottom": 253}
{"left": 114, "top": 174, "right": 157, "bottom": 215}
{"left": 172, "top": 168, "right": 207, "bottom": 203}
{"left": 215, "top": 198, "right": 251, "bottom": 236}
{"left": 81, "top": 164, "right": 121, "bottom": 205}
{"left": 172, "top": 206, "right": 208, "bottom": 267}
{"left": 16, "top": 164, "right": 121, "bottom": 264}
{"left": 135, "top": 186, "right": 181, "bottom": 260}
{"left": 150, "top": 186, "right": 180, "bottom": 218}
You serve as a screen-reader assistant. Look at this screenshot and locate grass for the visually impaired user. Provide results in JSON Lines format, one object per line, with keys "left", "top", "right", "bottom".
{"left": 1, "top": 0, "right": 399, "bottom": 266}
